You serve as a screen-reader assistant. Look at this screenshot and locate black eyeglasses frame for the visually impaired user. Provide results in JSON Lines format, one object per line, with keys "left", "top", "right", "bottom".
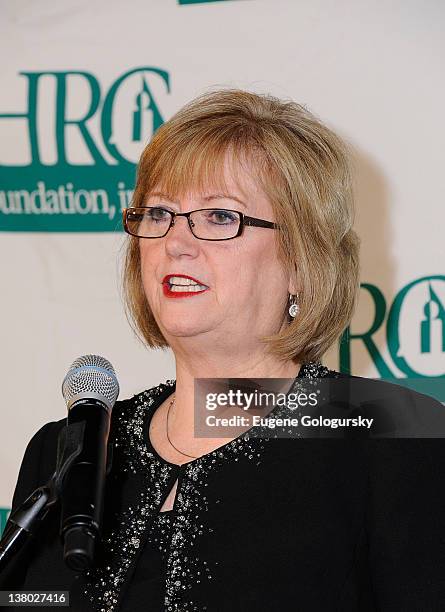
{"left": 122, "top": 206, "right": 279, "bottom": 241}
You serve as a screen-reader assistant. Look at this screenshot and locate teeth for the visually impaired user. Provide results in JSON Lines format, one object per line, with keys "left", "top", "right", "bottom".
{"left": 168, "top": 276, "right": 206, "bottom": 287}
{"left": 170, "top": 284, "right": 207, "bottom": 292}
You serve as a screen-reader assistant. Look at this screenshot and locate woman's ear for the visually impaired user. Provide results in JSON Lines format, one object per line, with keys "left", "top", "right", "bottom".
{"left": 287, "top": 271, "right": 300, "bottom": 296}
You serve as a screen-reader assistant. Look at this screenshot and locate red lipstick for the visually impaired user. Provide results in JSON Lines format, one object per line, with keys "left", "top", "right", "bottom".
{"left": 162, "top": 273, "right": 209, "bottom": 299}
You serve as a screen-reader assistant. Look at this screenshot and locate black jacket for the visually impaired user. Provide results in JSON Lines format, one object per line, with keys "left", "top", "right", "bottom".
{"left": 2, "top": 362, "right": 445, "bottom": 611}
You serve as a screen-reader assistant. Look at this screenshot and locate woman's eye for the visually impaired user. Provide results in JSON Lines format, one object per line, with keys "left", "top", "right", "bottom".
{"left": 149, "top": 207, "right": 169, "bottom": 221}
{"left": 208, "top": 210, "right": 236, "bottom": 224}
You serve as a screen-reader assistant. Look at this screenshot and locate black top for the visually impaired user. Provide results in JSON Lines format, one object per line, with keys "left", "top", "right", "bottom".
{"left": 2, "top": 362, "right": 445, "bottom": 611}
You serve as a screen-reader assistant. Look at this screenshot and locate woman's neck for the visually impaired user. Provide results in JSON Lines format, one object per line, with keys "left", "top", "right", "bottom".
{"left": 149, "top": 357, "right": 302, "bottom": 465}
{"left": 171, "top": 358, "right": 299, "bottom": 445}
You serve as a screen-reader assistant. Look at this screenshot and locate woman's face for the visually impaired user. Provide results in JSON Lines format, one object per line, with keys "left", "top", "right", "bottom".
{"left": 139, "top": 153, "right": 296, "bottom": 352}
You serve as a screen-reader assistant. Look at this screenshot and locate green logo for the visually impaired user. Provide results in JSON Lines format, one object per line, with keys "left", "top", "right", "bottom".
{"left": 0, "top": 68, "right": 170, "bottom": 232}
{"left": 340, "top": 276, "right": 445, "bottom": 400}
{"left": 0, "top": 507, "right": 10, "bottom": 536}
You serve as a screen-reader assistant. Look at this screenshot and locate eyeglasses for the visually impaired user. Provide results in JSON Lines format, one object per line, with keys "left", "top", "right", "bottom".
{"left": 122, "top": 206, "right": 279, "bottom": 241}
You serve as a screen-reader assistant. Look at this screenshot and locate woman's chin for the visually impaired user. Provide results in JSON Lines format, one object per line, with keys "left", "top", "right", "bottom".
{"left": 160, "top": 319, "right": 211, "bottom": 338}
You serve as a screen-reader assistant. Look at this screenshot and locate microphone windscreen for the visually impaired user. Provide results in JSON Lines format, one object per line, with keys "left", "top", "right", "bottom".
{"left": 61, "top": 354, "right": 119, "bottom": 411}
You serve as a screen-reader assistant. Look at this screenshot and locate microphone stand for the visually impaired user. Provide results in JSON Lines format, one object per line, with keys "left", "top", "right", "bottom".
{"left": 0, "top": 476, "right": 58, "bottom": 574}
{"left": 0, "top": 420, "right": 112, "bottom": 576}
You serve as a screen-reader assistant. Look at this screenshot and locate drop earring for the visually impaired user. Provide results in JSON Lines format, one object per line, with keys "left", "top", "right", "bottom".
{"left": 288, "top": 293, "right": 300, "bottom": 318}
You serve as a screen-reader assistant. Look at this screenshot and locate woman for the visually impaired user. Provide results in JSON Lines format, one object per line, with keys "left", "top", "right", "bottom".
{"left": 2, "top": 89, "right": 445, "bottom": 611}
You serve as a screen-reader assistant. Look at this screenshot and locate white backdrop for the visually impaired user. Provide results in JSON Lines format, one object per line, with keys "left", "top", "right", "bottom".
{"left": 1, "top": 0, "right": 444, "bottom": 526}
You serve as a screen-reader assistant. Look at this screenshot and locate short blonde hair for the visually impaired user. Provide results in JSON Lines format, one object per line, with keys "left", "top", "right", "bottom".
{"left": 122, "top": 88, "right": 360, "bottom": 364}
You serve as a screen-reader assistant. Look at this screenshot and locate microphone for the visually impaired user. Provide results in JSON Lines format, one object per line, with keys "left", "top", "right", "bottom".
{"left": 60, "top": 355, "right": 119, "bottom": 571}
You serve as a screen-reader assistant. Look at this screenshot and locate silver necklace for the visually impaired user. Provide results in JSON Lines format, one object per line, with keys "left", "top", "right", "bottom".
{"left": 166, "top": 395, "right": 199, "bottom": 459}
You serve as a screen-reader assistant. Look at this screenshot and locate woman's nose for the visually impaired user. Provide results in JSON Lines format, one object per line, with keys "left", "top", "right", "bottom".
{"left": 164, "top": 215, "right": 200, "bottom": 252}
{"left": 169, "top": 215, "right": 195, "bottom": 237}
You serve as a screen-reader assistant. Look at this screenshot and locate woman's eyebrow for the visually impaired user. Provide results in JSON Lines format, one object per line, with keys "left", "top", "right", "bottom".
{"left": 145, "top": 192, "right": 247, "bottom": 209}
{"left": 203, "top": 194, "right": 247, "bottom": 209}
